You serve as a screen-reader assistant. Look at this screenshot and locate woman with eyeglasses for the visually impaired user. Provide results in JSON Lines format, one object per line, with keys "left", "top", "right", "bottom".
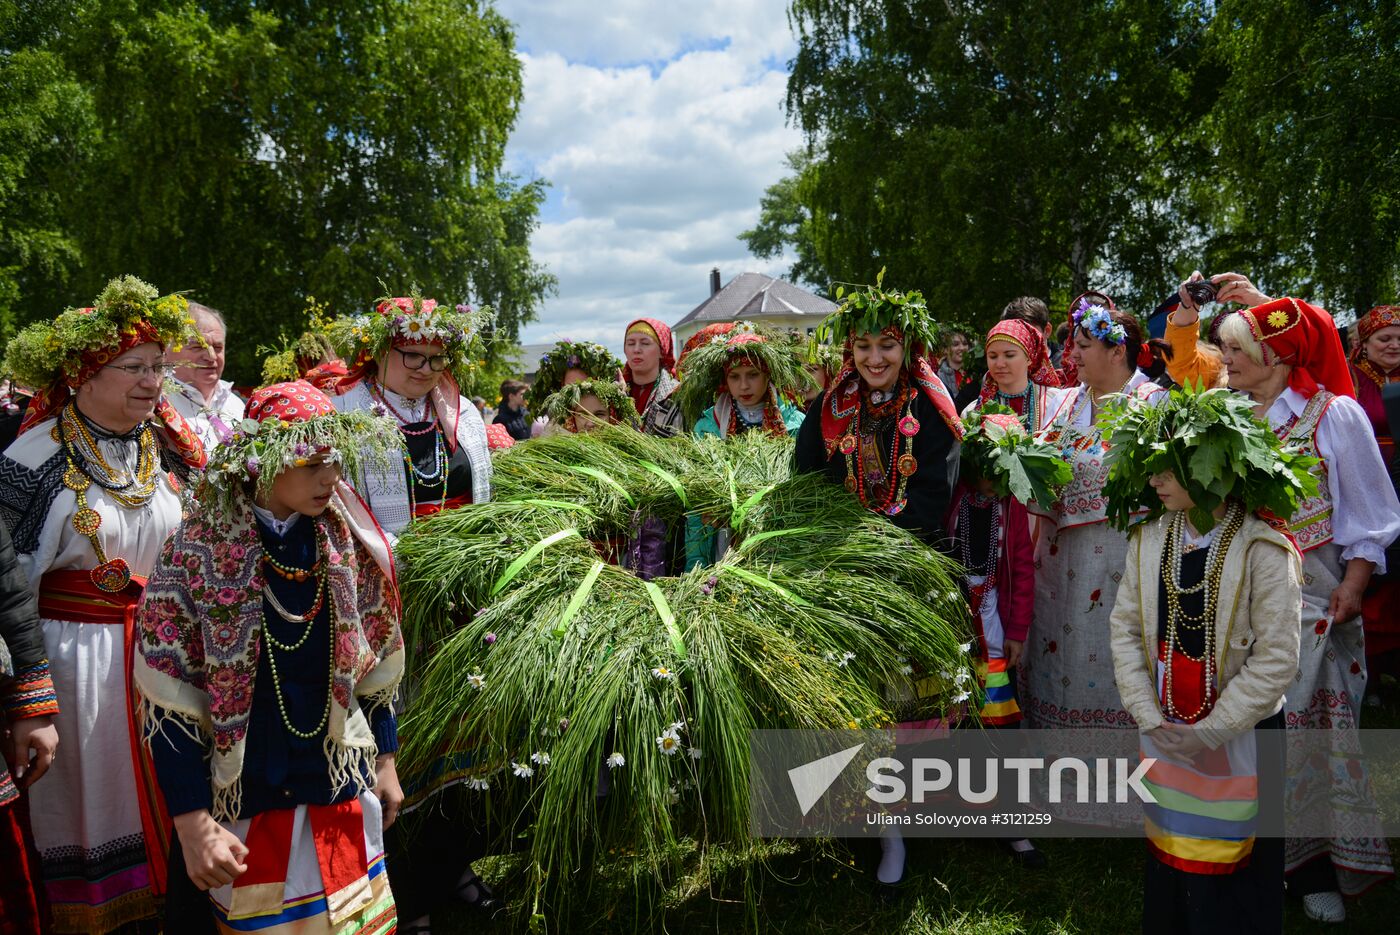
{"left": 0, "top": 276, "right": 207, "bottom": 933}
{"left": 327, "top": 296, "right": 493, "bottom": 536}
{"left": 326, "top": 296, "right": 504, "bottom": 931}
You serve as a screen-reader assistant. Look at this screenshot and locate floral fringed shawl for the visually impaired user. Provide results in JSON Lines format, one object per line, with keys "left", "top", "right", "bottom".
{"left": 133, "top": 483, "right": 404, "bottom": 821}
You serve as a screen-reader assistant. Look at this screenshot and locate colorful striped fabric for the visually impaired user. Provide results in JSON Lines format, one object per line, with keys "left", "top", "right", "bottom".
{"left": 1140, "top": 732, "right": 1258, "bottom": 875}
{"left": 977, "top": 657, "right": 1021, "bottom": 725}
{"left": 3, "top": 660, "right": 59, "bottom": 719}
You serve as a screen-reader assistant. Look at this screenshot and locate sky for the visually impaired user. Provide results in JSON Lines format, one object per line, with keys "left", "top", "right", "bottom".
{"left": 496, "top": 0, "right": 804, "bottom": 350}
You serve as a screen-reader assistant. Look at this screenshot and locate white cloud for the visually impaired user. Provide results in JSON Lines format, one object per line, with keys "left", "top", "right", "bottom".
{"left": 496, "top": 1, "right": 803, "bottom": 351}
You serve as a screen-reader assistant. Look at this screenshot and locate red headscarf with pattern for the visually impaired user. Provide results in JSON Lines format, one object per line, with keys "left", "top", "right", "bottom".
{"left": 978, "top": 319, "right": 1061, "bottom": 405}
{"left": 622, "top": 317, "right": 676, "bottom": 383}
{"left": 19, "top": 311, "right": 206, "bottom": 469}
{"left": 677, "top": 322, "right": 734, "bottom": 372}
{"left": 1352, "top": 305, "right": 1400, "bottom": 367}
{"left": 1237, "top": 297, "right": 1355, "bottom": 400}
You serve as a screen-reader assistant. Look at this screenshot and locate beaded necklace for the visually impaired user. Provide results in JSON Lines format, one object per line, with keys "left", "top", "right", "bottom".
{"left": 260, "top": 518, "right": 334, "bottom": 739}
{"left": 840, "top": 378, "right": 920, "bottom": 516}
{"left": 369, "top": 380, "right": 438, "bottom": 436}
{"left": 57, "top": 404, "right": 163, "bottom": 592}
{"left": 994, "top": 383, "right": 1036, "bottom": 430}
{"left": 1159, "top": 503, "right": 1244, "bottom": 723}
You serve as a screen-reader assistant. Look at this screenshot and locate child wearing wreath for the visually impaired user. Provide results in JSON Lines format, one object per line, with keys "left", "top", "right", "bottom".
{"left": 1104, "top": 385, "right": 1313, "bottom": 934}
{"left": 134, "top": 381, "right": 405, "bottom": 934}
{"left": 946, "top": 405, "right": 1070, "bottom": 870}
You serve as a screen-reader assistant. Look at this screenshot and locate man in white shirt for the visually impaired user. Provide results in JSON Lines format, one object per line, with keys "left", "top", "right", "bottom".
{"left": 164, "top": 301, "right": 246, "bottom": 452}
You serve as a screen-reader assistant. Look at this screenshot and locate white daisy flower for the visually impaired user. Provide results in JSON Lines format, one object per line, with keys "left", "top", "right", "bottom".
{"left": 511, "top": 761, "right": 534, "bottom": 779}
{"left": 952, "top": 689, "right": 972, "bottom": 704}
{"left": 667, "top": 784, "right": 681, "bottom": 804}
{"left": 651, "top": 665, "right": 674, "bottom": 680}
{"left": 823, "top": 651, "right": 838, "bottom": 663}
{"left": 899, "top": 664, "right": 914, "bottom": 676}
{"left": 606, "top": 752, "right": 626, "bottom": 769}
{"left": 839, "top": 651, "right": 856, "bottom": 667}
{"left": 466, "top": 778, "right": 490, "bottom": 791}
{"left": 466, "top": 673, "right": 485, "bottom": 691}
{"left": 668, "top": 719, "right": 688, "bottom": 733}
{"left": 530, "top": 751, "right": 551, "bottom": 766}
{"left": 656, "top": 729, "right": 682, "bottom": 756}
{"left": 959, "top": 641, "right": 974, "bottom": 653}
{"left": 953, "top": 668, "right": 973, "bottom": 685}
{"left": 688, "top": 747, "right": 702, "bottom": 760}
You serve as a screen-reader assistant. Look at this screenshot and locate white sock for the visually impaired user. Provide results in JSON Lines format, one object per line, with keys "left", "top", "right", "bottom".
{"left": 877, "top": 829, "right": 906, "bottom": 884}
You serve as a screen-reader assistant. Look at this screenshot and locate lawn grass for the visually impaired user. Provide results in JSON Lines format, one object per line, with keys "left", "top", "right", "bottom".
{"left": 431, "top": 679, "right": 1400, "bottom": 933}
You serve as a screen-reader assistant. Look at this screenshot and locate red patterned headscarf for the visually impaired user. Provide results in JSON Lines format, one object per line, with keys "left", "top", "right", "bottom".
{"left": 1237, "top": 297, "right": 1355, "bottom": 400}
{"left": 245, "top": 379, "right": 339, "bottom": 424}
{"left": 677, "top": 322, "right": 734, "bottom": 372}
{"left": 819, "top": 323, "right": 964, "bottom": 454}
{"left": 1352, "top": 305, "right": 1400, "bottom": 364}
{"left": 19, "top": 311, "right": 206, "bottom": 469}
{"left": 978, "top": 319, "right": 1061, "bottom": 404}
{"left": 622, "top": 317, "right": 676, "bottom": 383}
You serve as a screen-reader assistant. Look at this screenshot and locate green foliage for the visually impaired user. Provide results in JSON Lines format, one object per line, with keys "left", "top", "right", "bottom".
{"left": 394, "top": 427, "right": 973, "bottom": 918}
{"left": 814, "top": 270, "right": 942, "bottom": 359}
{"left": 3, "top": 0, "right": 554, "bottom": 381}
{"left": 1100, "top": 383, "right": 1319, "bottom": 532}
{"left": 781, "top": 1, "right": 1210, "bottom": 331}
{"left": 671, "top": 321, "right": 812, "bottom": 424}
{"left": 961, "top": 404, "right": 1072, "bottom": 509}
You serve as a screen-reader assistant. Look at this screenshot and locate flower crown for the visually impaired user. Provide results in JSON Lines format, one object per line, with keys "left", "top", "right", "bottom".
{"left": 672, "top": 322, "right": 811, "bottom": 424}
{"left": 1071, "top": 304, "right": 1127, "bottom": 346}
{"left": 543, "top": 379, "right": 639, "bottom": 427}
{"left": 4, "top": 276, "right": 196, "bottom": 392}
{"left": 532, "top": 340, "right": 623, "bottom": 402}
{"left": 201, "top": 408, "right": 400, "bottom": 514}
{"left": 327, "top": 294, "right": 493, "bottom": 387}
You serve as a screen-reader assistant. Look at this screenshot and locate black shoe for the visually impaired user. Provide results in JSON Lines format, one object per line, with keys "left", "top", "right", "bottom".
{"left": 456, "top": 872, "right": 505, "bottom": 918}
{"left": 999, "top": 839, "right": 1047, "bottom": 869}
{"left": 874, "top": 877, "right": 906, "bottom": 904}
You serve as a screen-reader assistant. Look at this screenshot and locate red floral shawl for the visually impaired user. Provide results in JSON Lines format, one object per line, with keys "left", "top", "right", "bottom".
{"left": 134, "top": 483, "right": 403, "bottom": 820}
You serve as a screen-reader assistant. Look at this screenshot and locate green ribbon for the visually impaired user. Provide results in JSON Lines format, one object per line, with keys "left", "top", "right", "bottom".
{"left": 554, "top": 560, "right": 605, "bottom": 637}
{"left": 732, "top": 484, "right": 776, "bottom": 532}
{"left": 518, "top": 498, "right": 598, "bottom": 515}
{"left": 566, "top": 466, "right": 635, "bottom": 506}
{"left": 637, "top": 460, "right": 688, "bottom": 508}
{"left": 720, "top": 565, "right": 811, "bottom": 607}
{"left": 491, "top": 528, "right": 581, "bottom": 596}
{"left": 737, "top": 526, "right": 814, "bottom": 553}
{"left": 644, "top": 581, "right": 687, "bottom": 659}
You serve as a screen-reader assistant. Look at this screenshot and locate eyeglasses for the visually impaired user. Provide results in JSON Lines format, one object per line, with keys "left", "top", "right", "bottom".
{"left": 104, "top": 361, "right": 170, "bottom": 380}
{"left": 393, "top": 347, "right": 452, "bottom": 372}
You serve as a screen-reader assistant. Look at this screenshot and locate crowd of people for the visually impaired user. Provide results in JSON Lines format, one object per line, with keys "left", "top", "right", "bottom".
{"left": 0, "top": 268, "right": 1396, "bottom": 934}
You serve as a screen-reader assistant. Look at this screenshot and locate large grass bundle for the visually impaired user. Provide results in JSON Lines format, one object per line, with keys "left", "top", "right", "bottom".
{"left": 394, "top": 426, "right": 973, "bottom": 919}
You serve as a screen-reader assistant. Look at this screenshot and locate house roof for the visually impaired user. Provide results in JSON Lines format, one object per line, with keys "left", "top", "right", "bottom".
{"left": 673, "top": 272, "right": 837, "bottom": 330}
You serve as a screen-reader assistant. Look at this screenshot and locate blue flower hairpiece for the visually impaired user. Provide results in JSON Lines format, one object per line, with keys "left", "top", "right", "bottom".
{"left": 1071, "top": 304, "right": 1127, "bottom": 346}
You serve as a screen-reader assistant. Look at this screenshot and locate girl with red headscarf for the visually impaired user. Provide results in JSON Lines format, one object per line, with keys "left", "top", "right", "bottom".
{"left": 1215, "top": 275, "right": 1400, "bottom": 920}
{"left": 0, "top": 276, "right": 207, "bottom": 933}
{"left": 966, "top": 319, "right": 1061, "bottom": 429}
{"left": 622, "top": 318, "right": 684, "bottom": 437}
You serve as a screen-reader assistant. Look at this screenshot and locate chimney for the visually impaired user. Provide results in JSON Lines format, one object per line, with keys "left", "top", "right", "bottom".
{"left": 709, "top": 267, "right": 722, "bottom": 296}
